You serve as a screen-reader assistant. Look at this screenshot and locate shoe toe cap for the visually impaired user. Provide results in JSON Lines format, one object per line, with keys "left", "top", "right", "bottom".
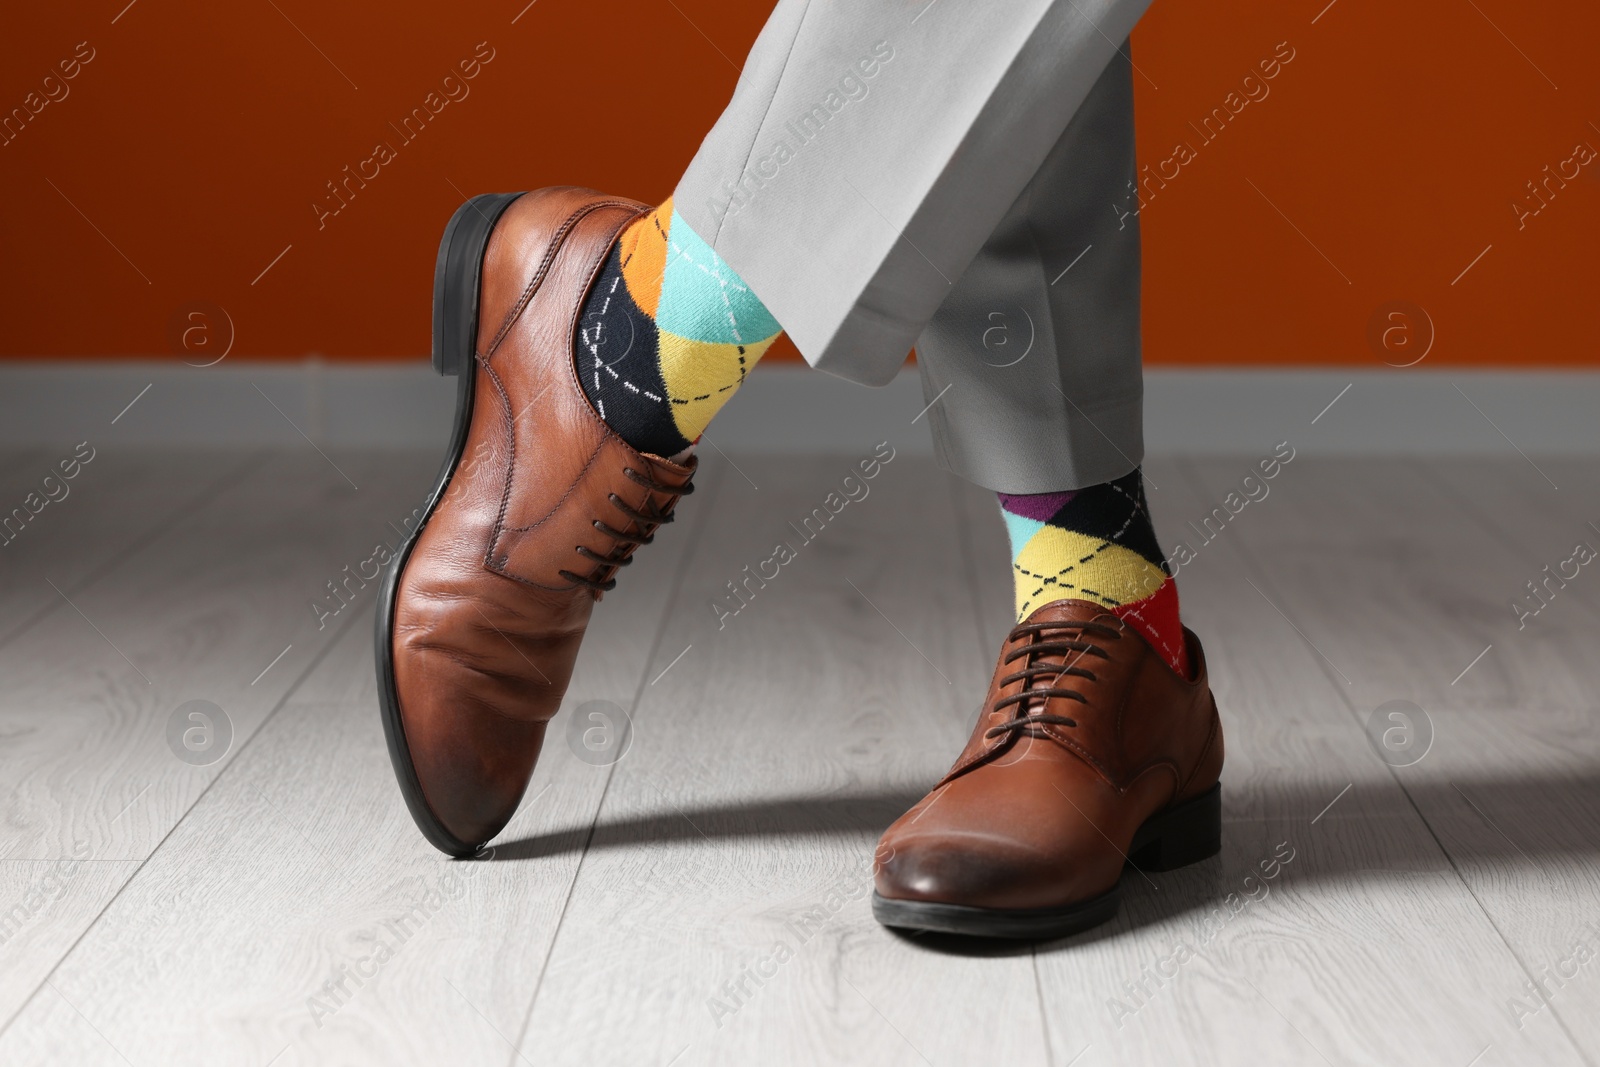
{"left": 406, "top": 719, "right": 547, "bottom": 849}
{"left": 876, "top": 831, "right": 1044, "bottom": 907}
{"left": 873, "top": 760, "right": 1130, "bottom": 911}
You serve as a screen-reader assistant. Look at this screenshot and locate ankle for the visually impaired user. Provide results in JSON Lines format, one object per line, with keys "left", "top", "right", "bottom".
{"left": 999, "top": 470, "right": 1189, "bottom": 677}
{"left": 576, "top": 198, "right": 780, "bottom": 457}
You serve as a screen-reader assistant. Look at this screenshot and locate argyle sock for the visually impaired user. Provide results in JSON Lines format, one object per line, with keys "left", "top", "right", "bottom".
{"left": 576, "top": 197, "right": 782, "bottom": 459}
{"left": 999, "top": 469, "right": 1190, "bottom": 678}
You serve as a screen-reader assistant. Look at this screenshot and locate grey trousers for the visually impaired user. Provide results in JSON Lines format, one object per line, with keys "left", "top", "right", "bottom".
{"left": 675, "top": 0, "right": 1151, "bottom": 493}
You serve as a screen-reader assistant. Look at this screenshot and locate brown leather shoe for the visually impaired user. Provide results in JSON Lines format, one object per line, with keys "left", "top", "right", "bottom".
{"left": 872, "top": 599, "right": 1224, "bottom": 938}
{"left": 375, "top": 188, "right": 695, "bottom": 856}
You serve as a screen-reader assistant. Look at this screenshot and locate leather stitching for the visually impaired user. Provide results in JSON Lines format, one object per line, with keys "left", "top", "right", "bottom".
{"left": 1050, "top": 733, "right": 1124, "bottom": 788}
{"left": 482, "top": 197, "right": 642, "bottom": 360}
{"left": 561, "top": 204, "right": 650, "bottom": 421}
{"left": 496, "top": 196, "right": 656, "bottom": 534}
{"left": 480, "top": 358, "right": 527, "bottom": 575}
{"left": 502, "top": 435, "right": 611, "bottom": 533}
{"left": 477, "top": 195, "right": 646, "bottom": 592}
{"left": 941, "top": 733, "right": 1008, "bottom": 784}
{"left": 479, "top": 361, "right": 597, "bottom": 592}
{"left": 941, "top": 614, "right": 1185, "bottom": 795}
{"left": 1122, "top": 760, "right": 1186, "bottom": 804}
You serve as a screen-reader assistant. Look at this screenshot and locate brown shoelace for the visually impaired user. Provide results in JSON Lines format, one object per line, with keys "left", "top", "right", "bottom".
{"left": 559, "top": 466, "right": 694, "bottom": 592}
{"left": 984, "top": 619, "right": 1122, "bottom": 740}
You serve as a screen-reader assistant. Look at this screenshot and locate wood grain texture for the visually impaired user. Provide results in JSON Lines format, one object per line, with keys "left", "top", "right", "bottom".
{"left": 0, "top": 447, "right": 442, "bottom": 1038}
{"left": 0, "top": 446, "right": 261, "bottom": 649}
{"left": 1162, "top": 455, "right": 1596, "bottom": 1066}
{"left": 0, "top": 857, "right": 138, "bottom": 1047}
{"left": 0, "top": 448, "right": 1597, "bottom": 1066}
{"left": 0, "top": 449, "right": 435, "bottom": 864}
{"left": 517, "top": 454, "right": 1050, "bottom": 1067}
{"left": 1239, "top": 455, "right": 1600, "bottom": 1058}
{"left": 0, "top": 455, "right": 712, "bottom": 1067}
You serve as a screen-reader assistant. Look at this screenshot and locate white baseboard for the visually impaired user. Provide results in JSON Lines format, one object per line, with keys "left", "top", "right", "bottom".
{"left": 1, "top": 361, "right": 1596, "bottom": 455}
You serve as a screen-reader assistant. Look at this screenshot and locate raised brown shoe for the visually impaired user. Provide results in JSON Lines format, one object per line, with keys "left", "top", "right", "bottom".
{"left": 375, "top": 188, "right": 695, "bottom": 856}
{"left": 873, "top": 598, "right": 1224, "bottom": 938}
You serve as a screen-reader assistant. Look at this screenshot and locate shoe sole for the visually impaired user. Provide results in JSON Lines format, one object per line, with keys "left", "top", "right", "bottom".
{"left": 374, "top": 191, "right": 526, "bottom": 858}
{"left": 871, "top": 782, "right": 1222, "bottom": 940}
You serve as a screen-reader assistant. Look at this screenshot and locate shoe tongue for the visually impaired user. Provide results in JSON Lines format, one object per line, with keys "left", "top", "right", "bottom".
{"left": 634, "top": 450, "right": 696, "bottom": 485}
{"left": 1021, "top": 598, "right": 1120, "bottom": 628}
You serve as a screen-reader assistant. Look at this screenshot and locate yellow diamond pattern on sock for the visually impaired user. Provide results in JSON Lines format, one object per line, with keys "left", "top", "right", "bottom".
{"left": 1011, "top": 525, "right": 1170, "bottom": 620}
{"left": 657, "top": 329, "right": 778, "bottom": 442}
{"left": 580, "top": 196, "right": 783, "bottom": 456}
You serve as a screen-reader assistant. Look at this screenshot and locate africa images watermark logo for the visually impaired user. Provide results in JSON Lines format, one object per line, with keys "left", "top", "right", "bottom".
{"left": 709, "top": 442, "right": 896, "bottom": 630}
{"left": 564, "top": 699, "right": 633, "bottom": 767}
{"left": 311, "top": 42, "right": 497, "bottom": 230}
{"left": 1, "top": 40, "right": 96, "bottom": 149}
{"left": 707, "top": 40, "right": 896, "bottom": 222}
{"left": 1114, "top": 39, "right": 1296, "bottom": 228}
{"left": 0, "top": 442, "right": 96, "bottom": 548}
{"left": 166, "top": 700, "right": 233, "bottom": 766}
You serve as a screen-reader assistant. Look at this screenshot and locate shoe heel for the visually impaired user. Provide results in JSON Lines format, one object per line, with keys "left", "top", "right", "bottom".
{"left": 1128, "top": 783, "right": 1221, "bottom": 872}
{"left": 431, "top": 192, "right": 525, "bottom": 377}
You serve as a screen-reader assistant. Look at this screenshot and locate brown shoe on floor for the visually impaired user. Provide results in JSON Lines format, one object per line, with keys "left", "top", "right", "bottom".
{"left": 375, "top": 188, "right": 695, "bottom": 856}
{"left": 872, "top": 598, "right": 1224, "bottom": 939}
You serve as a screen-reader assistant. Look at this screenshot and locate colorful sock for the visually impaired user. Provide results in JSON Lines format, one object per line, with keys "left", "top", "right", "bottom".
{"left": 999, "top": 469, "right": 1190, "bottom": 678}
{"left": 576, "top": 197, "right": 782, "bottom": 459}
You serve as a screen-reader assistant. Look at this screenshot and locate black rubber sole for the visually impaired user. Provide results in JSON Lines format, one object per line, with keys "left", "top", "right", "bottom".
{"left": 374, "top": 191, "right": 526, "bottom": 858}
{"left": 872, "top": 782, "right": 1223, "bottom": 940}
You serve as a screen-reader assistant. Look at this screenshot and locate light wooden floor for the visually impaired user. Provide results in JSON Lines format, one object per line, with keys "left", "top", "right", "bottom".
{"left": 1, "top": 445, "right": 1597, "bottom": 1067}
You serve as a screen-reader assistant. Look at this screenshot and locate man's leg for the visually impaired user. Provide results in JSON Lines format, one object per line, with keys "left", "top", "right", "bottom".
{"left": 870, "top": 48, "right": 1225, "bottom": 939}
{"left": 379, "top": 1, "right": 1221, "bottom": 887}
{"left": 674, "top": 0, "right": 1155, "bottom": 385}
{"left": 576, "top": 0, "right": 1155, "bottom": 455}
{"left": 573, "top": 198, "right": 782, "bottom": 462}
{"left": 914, "top": 48, "right": 1144, "bottom": 496}
{"left": 380, "top": 0, "right": 1158, "bottom": 858}
{"left": 912, "top": 47, "right": 1187, "bottom": 679}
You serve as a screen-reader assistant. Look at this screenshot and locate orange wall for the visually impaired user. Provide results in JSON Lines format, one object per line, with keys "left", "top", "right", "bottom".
{"left": 2, "top": 0, "right": 1595, "bottom": 366}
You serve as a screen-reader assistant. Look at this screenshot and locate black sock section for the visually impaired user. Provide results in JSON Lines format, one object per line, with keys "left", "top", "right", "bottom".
{"left": 574, "top": 244, "right": 692, "bottom": 457}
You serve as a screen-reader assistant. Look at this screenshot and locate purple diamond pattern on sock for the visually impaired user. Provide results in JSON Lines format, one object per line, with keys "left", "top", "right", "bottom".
{"left": 997, "top": 490, "right": 1077, "bottom": 523}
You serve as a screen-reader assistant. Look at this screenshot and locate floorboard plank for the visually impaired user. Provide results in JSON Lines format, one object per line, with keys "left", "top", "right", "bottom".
{"left": 1270, "top": 456, "right": 1600, "bottom": 1057}
{"left": 0, "top": 446, "right": 260, "bottom": 651}
{"left": 0, "top": 448, "right": 442, "bottom": 1035}
{"left": 2, "top": 447, "right": 1596, "bottom": 1065}
{"left": 517, "top": 453, "right": 1051, "bottom": 1067}
{"left": 0, "top": 457, "right": 709, "bottom": 1066}
{"left": 1018, "top": 456, "right": 1586, "bottom": 1067}
{"left": 0, "top": 449, "right": 436, "bottom": 864}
